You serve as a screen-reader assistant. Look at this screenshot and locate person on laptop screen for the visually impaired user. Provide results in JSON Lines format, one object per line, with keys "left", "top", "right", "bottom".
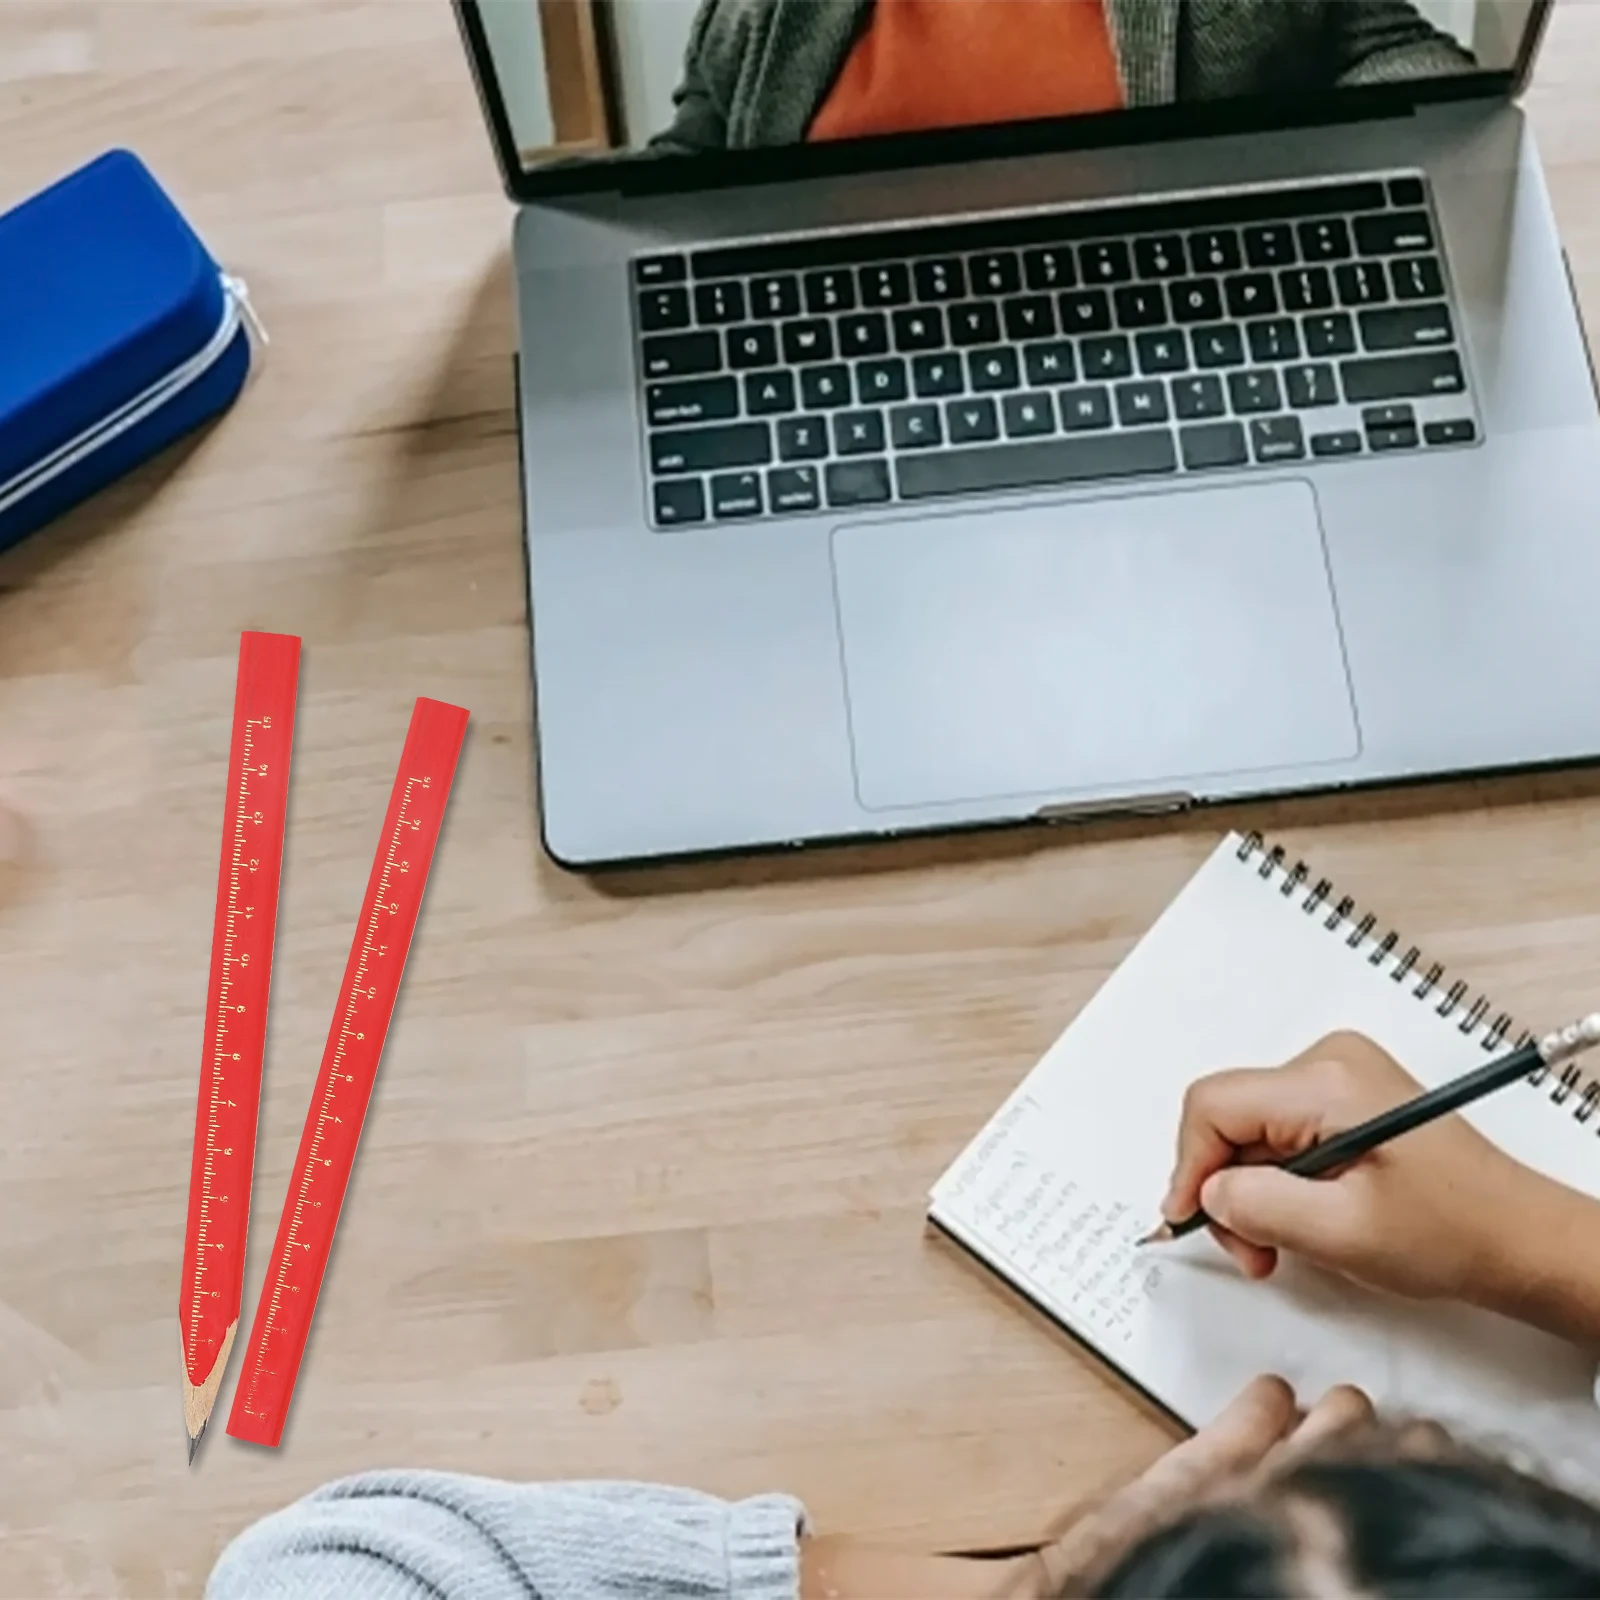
{"left": 653, "top": 0, "right": 1479, "bottom": 153}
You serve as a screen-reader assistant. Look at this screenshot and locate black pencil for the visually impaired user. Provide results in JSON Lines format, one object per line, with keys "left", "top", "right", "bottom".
{"left": 1138, "top": 1012, "right": 1600, "bottom": 1247}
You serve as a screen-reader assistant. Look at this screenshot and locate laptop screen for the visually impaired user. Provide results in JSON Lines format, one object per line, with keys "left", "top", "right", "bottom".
{"left": 468, "top": 0, "right": 1541, "bottom": 185}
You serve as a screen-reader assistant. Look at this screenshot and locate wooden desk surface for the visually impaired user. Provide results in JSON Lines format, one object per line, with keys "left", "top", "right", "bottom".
{"left": 4, "top": 5, "right": 1600, "bottom": 1592}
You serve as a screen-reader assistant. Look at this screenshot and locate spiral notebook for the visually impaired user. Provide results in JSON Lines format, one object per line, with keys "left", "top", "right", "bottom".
{"left": 930, "top": 832, "right": 1600, "bottom": 1478}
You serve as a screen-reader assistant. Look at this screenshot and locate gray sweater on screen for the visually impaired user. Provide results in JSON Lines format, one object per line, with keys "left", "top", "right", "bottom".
{"left": 206, "top": 1472, "right": 806, "bottom": 1600}
{"left": 654, "top": 0, "right": 1478, "bottom": 151}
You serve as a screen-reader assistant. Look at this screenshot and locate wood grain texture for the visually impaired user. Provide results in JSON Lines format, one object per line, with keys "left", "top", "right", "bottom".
{"left": 2, "top": 3, "right": 1600, "bottom": 1592}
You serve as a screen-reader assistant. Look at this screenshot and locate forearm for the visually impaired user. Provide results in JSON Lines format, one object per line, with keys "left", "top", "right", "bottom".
{"left": 1478, "top": 1172, "right": 1600, "bottom": 1349}
{"left": 801, "top": 1537, "right": 1045, "bottom": 1600}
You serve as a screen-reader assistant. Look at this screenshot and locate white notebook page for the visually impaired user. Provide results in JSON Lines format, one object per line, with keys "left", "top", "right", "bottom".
{"left": 931, "top": 833, "right": 1600, "bottom": 1480}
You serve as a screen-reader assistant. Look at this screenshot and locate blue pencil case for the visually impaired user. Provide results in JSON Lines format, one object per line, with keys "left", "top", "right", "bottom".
{"left": 0, "top": 149, "right": 256, "bottom": 554}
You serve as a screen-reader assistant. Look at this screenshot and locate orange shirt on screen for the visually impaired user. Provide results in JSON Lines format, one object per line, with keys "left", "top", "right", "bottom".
{"left": 808, "top": 0, "right": 1125, "bottom": 144}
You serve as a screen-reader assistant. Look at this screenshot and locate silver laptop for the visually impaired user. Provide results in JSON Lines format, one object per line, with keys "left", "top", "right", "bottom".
{"left": 455, "top": 0, "right": 1599, "bottom": 868}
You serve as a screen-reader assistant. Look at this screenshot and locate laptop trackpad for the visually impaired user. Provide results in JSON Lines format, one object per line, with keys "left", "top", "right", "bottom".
{"left": 831, "top": 481, "right": 1359, "bottom": 811}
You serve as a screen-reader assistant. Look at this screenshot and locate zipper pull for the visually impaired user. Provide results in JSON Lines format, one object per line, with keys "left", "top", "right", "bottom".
{"left": 222, "top": 273, "right": 270, "bottom": 348}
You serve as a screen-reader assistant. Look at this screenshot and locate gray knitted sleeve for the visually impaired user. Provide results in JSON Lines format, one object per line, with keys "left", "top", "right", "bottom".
{"left": 205, "top": 1471, "right": 806, "bottom": 1600}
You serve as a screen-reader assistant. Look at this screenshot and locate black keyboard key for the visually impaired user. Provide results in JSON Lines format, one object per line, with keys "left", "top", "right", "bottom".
{"left": 1079, "top": 240, "right": 1133, "bottom": 283}
{"left": 1180, "top": 421, "right": 1248, "bottom": 470}
{"left": 892, "top": 307, "right": 947, "bottom": 352}
{"left": 744, "top": 371, "right": 796, "bottom": 415}
{"left": 912, "top": 353, "right": 965, "bottom": 397}
{"left": 1059, "top": 289, "right": 1113, "bottom": 334}
{"left": 1360, "top": 303, "right": 1454, "bottom": 351}
{"left": 639, "top": 287, "right": 691, "bottom": 332}
{"left": 1170, "top": 279, "right": 1224, "bottom": 323}
{"left": 767, "top": 465, "right": 821, "bottom": 512}
{"left": 1077, "top": 335, "right": 1129, "bottom": 380}
{"left": 949, "top": 302, "right": 1002, "bottom": 345}
{"left": 838, "top": 409, "right": 889, "bottom": 454}
{"left": 1390, "top": 256, "right": 1445, "bottom": 301}
{"left": 635, "top": 255, "right": 687, "bottom": 286}
{"left": 1023, "top": 247, "right": 1076, "bottom": 291}
{"left": 946, "top": 397, "right": 1000, "bottom": 443}
{"left": 1003, "top": 296, "right": 1057, "bottom": 341}
{"left": 1136, "top": 330, "right": 1188, "bottom": 374}
{"left": 750, "top": 275, "right": 802, "bottom": 318}
{"left": 857, "top": 358, "right": 909, "bottom": 403}
{"left": 1243, "top": 224, "right": 1296, "bottom": 268}
{"left": 1285, "top": 363, "right": 1338, "bottom": 408}
{"left": 1297, "top": 217, "right": 1352, "bottom": 262}
{"left": 860, "top": 262, "right": 912, "bottom": 307}
{"left": 896, "top": 429, "right": 1177, "bottom": 500}
{"left": 1355, "top": 211, "right": 1434, "bottom": 255}
{"left": 727, "top": 325, "right": 779, "bottom": 369}
{"left": 970, "top": 251, "right": 1022, "bottom": 296}
{"left": 642, "top": 330, "right": 722, "bottom": 378}
{"left": 1311, "top": 429, "right": 1363, "bottom": 457}
{"left": 1114, "top": 283, "right": 1168, "bottom": 328}
{"left": 1228, "top": 369, "right": 1283, "bottom": 414}
{"left": 800, "top": 364, "right": 852, "bottom": 409}
{"left": 653, "top": 476, "right": 706, "bottom": 525}
{"left": 1188, "top": 228, "right": 1241, "bottom": 273}
{"left": 1368, "top": 421, "right": 1419, "bottom": 451}
{"left": 1424, "top": 417, "right": 1477, "bottom": 446}
{"left": 1116, "top": 379, "right": 1169, "bottom": 426}
{"left": 826, "top": 459, "right": 891, "bottom": 507}
{"left": 1335, "top": 260, "right": 1390, "bottom": 307}
{"left": 837, "top": 314, "right": 890, "bottom": 359}
{"left": 1362, "top": 403, "right": 1416, "bottom": 430}
{"left": 695, "top": 281, "right": 746, "bottom": 324}
{"left": 1003, "top": 392, "right": 1057, "bottom": 438}
{"left": 1247, "top": 318, "right": 1300, "bottom": 363}
{"left": 890, "top": 403, "right": 944, "bottom": 449}
{"left": 651, "top": 422, "right": 772, "bottom": 474}
{"left": 782, "top": 319, "right": 836, "bottom": 364}
{"left": 1251, "top": 414, "right": 1305, "bottom": 462}
{"left": 1192, "top": 324, "right": 1246, "bottom": 368}
{"left": 1059, "top": 386, "right": 1113, "bottom": 431}
{"left": 1023, "top": 341, "right": 1077, "bottom": 385}
{"left": 969, "top": 347, "right": 1022, "bottom": 392}
{"left": 1388, "top": 176, "right": 1426, "bottom": 207}
{"left": 914, "top": 258, "right": 967, "bottom": 301}
{"left": 777, "top": 415, "right": 828, "bottom": 460}
{"left": 805, "top": 269, "right": 856, "bottom": 314}
{"left": 1133, "top": 235, "right": 1186, "bottom": 279}
{"left": 1280, "top": 266, "right": 1334, "bottom": 312}
{"left": 1224, "top": 273, "right": 1278, "bottom": 319}
{"left": 1173, "top": 374, "right": 1226, "bottom": 419}
{"left": 1304, "top": 312, "right": 1357, "bottom": 357}
{"left": 647, "top": 376, "right": 738, "bottom": 426}
{"left": 1342, "top": 350, "right": 1465, "bottom": 403}
{"left": 835, "top": 409, "right": 887, "bottom": 455}
{"left": 710, "top": 470, "right": 763, "bottom": 518}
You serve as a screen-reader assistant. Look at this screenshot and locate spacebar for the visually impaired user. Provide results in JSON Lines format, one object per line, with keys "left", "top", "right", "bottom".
{"left": 896, "top": 430, "right": 1178, "bottom": 500}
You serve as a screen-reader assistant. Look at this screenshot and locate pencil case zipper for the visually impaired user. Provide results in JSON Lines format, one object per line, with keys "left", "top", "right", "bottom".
{"left": 0, "top": 271, "right": 264, "bottom": 520}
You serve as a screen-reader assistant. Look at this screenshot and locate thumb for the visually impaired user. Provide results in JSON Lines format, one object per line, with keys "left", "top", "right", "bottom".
{"left": 1201, "top": 1167, "right": 1355, "bottom": 1260}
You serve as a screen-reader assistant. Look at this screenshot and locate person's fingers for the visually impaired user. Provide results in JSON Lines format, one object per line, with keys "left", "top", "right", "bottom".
{"left": 1207, "top": 1222, "right": 1278, "bottom": 1280}
{"left": 1255, "top": 1385, "right": 1376, "bottom": 1478}
{"left": 1041, "top": 1377, "right": 1298, "bottom": 1588}
{"left": 1393, "top": 1418, "right": 1457, "bottom": 1460}
{"left": 1201, "top": 1165, "right": 1361, "bottom": 1260}
{"left": 1164, "top": 1067, "right": 1328, "bottom": 1219}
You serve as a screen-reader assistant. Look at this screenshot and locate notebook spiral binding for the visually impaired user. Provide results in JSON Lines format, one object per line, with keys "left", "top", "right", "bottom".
{"left": 1235, "top": 832, "right": 1600, "bottom": 1133}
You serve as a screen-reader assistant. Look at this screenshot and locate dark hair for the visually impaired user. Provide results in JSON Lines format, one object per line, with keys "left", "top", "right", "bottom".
{"left": 1080, "top": 1439, "right": 1600, "bottom": 1599}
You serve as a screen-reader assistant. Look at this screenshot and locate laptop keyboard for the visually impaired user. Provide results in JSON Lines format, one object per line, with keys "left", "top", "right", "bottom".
{"left": 632, "top": 173, "right": 1476, "bottom": 528}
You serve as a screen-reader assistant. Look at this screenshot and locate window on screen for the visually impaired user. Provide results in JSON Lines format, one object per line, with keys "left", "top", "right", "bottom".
{"left": 480, "top": 0, "right": 1532, "bottom": 170}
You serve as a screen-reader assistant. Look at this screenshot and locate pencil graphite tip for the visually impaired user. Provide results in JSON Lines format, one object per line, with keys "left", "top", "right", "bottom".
{"left": 188, "top": 1418, "right": 207, "bottom": 1466}
{"left": 1136, "top": 1222, "right": 1174, "bottom": 1247}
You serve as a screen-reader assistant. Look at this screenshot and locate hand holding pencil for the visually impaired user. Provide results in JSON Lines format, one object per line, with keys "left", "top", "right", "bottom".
{"left": 1144, "top": 1025, "right": 1600, "bottom": 1347}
